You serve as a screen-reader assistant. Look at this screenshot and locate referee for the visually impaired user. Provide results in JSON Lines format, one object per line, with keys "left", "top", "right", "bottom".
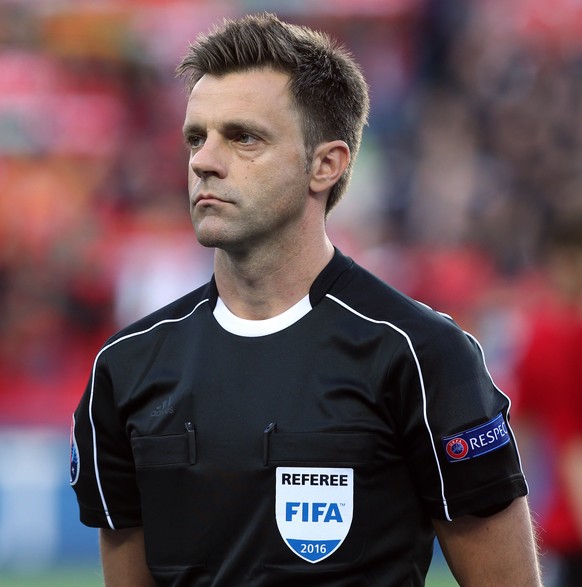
{"left": 71, "top": 13, "right": 542, "bottom": 586}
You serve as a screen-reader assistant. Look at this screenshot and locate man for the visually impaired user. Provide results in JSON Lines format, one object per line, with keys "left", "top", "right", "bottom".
{"left": 71, "top": 13, "right": 542, "bottom": 586}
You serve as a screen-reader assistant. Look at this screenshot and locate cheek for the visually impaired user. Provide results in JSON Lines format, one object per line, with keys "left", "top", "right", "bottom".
{"left": 187, "top": 166, "right": 199, "bottom": 195}
{"left": 187, "top": 162, "right": 195, "bottom": 182}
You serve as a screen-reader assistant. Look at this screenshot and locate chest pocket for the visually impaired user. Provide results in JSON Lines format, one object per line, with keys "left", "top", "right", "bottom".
{"left": 264, "top": 431, "right": 376, "bottom": 466}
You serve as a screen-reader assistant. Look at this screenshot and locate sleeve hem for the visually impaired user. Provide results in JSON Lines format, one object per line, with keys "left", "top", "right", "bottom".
{"left": 425, "top": 474, "right": 528, "bottom": 520}
{"left": 79, "top": 506, "right": 142, "bottom": 529}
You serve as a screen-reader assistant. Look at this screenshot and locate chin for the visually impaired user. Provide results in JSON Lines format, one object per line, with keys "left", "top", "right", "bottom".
{"left": 195, "top": 233, "right": 221, "bottom": 248}
{"left": 194, "top": 229, "right": 235, "bottom": 250}
{"left": 193, "top": 221, "right": 222, "bottom": 247}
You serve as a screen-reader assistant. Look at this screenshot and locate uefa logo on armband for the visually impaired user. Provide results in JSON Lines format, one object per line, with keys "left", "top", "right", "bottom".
{"left": 275, "top": 467, "right": 353, "bottom": 563}
{"left": 445, "top": 437, "right": 469, "bottom": 460}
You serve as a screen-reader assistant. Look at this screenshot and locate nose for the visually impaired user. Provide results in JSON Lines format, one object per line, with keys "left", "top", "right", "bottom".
{"left": 189, "top": 135, "right": 228, "bottom": 179}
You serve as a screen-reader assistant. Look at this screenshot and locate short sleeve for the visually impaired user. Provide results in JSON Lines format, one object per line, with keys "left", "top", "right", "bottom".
{"left": 393, "top": 321, "right": 527, "bottom": 520}
{"left": 70, "top": 350, "right": 142, "bottom": 529}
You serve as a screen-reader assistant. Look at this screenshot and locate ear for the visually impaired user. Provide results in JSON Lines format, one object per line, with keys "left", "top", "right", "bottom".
{"left": 309, "top": 140, "right": 350, "bottom": 195}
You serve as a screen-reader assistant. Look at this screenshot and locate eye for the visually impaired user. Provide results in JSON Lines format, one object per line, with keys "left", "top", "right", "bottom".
{"left": 184, "top": 134, "right": 205, "bottom": 150}
{"left": 236, "top": 133, "right": 258, "bottom": 145}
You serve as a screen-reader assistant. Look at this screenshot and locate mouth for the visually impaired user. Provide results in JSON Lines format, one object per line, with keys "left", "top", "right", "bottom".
{"left": 193, "top": 193, "right": 226, "bottom": 206}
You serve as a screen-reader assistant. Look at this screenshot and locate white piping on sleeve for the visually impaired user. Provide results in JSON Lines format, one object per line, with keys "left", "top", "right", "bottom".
{"left": 88, "top": 298, "right": 210, "bottom": 530}
{"left": 326, "top": 294, "right": 452, "bottom": 521}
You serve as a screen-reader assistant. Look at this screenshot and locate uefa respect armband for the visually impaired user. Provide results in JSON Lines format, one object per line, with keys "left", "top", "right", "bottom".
{"left": 442, "top": 413, "right": 510, "bottom": 463}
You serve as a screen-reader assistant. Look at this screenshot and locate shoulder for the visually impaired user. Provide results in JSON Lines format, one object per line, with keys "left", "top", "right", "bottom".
{"left": 328, "top": 259, "right": 464, "bottom": 341}
{"left": 325, "top": 259, "right": 488, "bottom": 379}
{"left": 104, "top": 282, "right": 213, "bottom": 349}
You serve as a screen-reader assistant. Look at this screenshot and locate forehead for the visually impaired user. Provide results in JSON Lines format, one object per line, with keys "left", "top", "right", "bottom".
{"left": 185, "top": 68, "right": 297, "bottom": 126}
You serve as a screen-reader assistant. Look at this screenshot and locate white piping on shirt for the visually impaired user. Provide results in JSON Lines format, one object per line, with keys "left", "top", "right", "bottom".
{"left": 326, "top": 294, "right": 452, "bottom": 520}
{"left": 87, "top": 298, "right": 210, "bottom": 530}
{"left": 433, "top": 307, "right": 527, "bottom": 490}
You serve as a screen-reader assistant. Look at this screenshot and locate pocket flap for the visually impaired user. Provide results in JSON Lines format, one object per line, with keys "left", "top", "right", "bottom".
{"left": 131, "top": 432, "right": 193, "bottom": 467}
{"left": 267, "top": 432, "right": 375, "bottom": 465}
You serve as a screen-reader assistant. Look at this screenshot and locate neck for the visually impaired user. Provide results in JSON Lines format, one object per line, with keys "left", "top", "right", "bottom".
{"left": 213, "top": 234, "right": 334, "bottom": 320}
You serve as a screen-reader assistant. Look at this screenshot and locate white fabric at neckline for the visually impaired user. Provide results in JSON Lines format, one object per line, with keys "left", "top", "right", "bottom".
{"left": 213, "top": 295, "right": 312, "bottom": 337}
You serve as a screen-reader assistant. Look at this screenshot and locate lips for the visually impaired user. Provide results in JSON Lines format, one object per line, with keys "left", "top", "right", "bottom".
{"left": 194, "top": 193, "right": 224, "bottom": 205}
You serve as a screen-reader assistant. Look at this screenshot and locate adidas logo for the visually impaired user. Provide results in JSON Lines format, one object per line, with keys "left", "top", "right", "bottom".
{"left": 150, "top": 396, "right": 175, "bottom": 417}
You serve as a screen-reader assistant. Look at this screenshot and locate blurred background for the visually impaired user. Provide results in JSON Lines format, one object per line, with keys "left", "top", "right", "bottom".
{"left": 1, "top": 0, "right": 582, "bottom": 585}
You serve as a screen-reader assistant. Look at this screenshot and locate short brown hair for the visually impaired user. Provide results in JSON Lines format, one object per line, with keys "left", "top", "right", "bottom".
{"left": 176, "top": 12, "right": 369, "bottom": 214}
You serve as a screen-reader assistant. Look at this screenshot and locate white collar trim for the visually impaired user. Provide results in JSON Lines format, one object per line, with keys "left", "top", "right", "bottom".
{"left": 213, "top": 295, "right": 312, "bottom": 337}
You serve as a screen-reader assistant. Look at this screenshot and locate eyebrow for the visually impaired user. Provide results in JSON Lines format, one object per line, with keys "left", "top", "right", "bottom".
{"left": 182, "top": 122, "right": 201, "bottom": 136}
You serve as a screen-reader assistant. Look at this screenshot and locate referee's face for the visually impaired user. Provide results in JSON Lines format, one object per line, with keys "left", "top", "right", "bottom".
{"left": 182, "top": 68, "right": 312, "bottom": 254}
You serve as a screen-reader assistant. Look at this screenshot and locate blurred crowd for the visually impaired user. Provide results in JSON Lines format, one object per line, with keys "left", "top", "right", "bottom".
{"left": 1, "top": 0, "right": 582, "bottom": 581}
{"left": 0, "top": 0, "right": 580, "bottom": 420}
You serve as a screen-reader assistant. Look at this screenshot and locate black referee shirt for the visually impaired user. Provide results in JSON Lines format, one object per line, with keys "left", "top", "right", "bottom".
{"left": 71, "top": 249, "right": 527, "bottom": 586}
